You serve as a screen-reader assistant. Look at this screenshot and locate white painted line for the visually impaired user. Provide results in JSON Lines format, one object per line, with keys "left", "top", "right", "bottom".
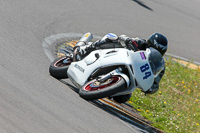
{"left": 165, "top": 53, "right": 200, "bottom": 65}
{"left": 42, "top": 33, "right": 82, "bottom": 62}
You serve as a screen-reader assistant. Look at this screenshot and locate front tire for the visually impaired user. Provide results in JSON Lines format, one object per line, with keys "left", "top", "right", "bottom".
{"left": 49, "top": 56, "right": 72, "bottom": 79}
{"left": 79, "top": 76, "right": 126, "bottom": 100}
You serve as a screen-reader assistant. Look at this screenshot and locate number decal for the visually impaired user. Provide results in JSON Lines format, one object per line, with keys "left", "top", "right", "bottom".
{"left": 140, "top": 63, "right": 152, "bottom": 80}
{"left": 143, "top": 72, "right": 151, "bottom": 79}
{"left": 140, "top": 63, "right": 149, "bottom": 72}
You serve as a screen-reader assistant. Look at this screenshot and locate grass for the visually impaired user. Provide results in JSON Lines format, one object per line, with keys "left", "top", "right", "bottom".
{"left": 128, "top": 57, "right": 200, "bottom": 133}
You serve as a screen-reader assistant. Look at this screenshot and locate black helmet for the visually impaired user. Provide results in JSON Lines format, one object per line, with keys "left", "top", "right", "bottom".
{"left": 147, "top": 33, "right": 168, "bottom": 56}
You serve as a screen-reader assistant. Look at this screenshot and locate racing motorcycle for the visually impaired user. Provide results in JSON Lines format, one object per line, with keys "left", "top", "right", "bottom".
{"left": 49, "top": 33, "right": 164, "bottom": 102}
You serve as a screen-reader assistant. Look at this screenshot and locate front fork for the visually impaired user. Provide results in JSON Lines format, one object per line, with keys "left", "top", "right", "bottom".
{"left": 96, "top": 67, "right": 130, "bottom": 87}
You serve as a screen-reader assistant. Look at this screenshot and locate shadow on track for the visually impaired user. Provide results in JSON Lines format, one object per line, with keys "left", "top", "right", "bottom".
{"left": 59, "top": 79, "right": 79, "bottom": 93}
{"left": 132, "top": 0, "right": 153, "bottom": 11}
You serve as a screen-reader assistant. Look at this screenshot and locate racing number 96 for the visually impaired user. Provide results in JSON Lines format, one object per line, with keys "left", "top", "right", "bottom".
{"left": 140, "top": 63, "right": 151, "bottom": 80}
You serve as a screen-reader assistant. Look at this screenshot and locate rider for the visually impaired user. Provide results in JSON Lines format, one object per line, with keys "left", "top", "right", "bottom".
{"left": 77, "top": 33, "right": 168, "bottom": 103}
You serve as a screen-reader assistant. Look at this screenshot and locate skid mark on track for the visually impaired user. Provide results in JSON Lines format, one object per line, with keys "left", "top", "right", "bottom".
{"left": 42, "top": 33, "right": 101, "bottom": 61}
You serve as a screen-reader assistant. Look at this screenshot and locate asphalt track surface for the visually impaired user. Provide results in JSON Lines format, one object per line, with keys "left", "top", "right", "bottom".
{"left": 0, "top": 0, "right": 200, "bottom": 133}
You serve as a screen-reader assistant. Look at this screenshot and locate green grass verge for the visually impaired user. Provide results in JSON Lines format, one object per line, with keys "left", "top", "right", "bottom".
{"left": 129, "top": 57, "right": 200, "bottom": 133}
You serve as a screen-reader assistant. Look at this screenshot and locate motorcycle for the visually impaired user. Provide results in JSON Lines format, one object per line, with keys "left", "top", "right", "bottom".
{"left": 49, "top": 33, "right": 165, "bottom": 102}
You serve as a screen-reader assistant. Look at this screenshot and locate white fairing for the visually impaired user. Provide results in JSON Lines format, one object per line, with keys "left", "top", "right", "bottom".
{"left": 67, "top": 51, "right": 101, "bottom": 88}
{"left": 67, "top": 49, "right": 128, "bottom": 88}
{"left": 130, "top": 49, "right": 154, "bottom": 91}
{"left": 67, "top": 48, "right": 154, "bottom": 94}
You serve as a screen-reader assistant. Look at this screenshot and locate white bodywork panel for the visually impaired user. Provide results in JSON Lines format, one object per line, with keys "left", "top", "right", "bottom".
{"left": 67, "top": 48, "right": 154, "bottom": 95}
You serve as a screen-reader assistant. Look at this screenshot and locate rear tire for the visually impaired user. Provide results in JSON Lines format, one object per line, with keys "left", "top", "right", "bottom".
{"left": 79, "top": 76, "right": 126, "bottom": 100}
{"left": 49, "top": 56, "right": 72, "bottom": 79}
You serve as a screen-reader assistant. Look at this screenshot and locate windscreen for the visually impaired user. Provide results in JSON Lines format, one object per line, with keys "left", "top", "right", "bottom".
{"left": 148, "top": 48, "right": 165, "bottom": 76}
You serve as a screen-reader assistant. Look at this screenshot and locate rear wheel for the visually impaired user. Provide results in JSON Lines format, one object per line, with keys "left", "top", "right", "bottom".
{"left": 49, "top": 56, "right": 72, "bottom": 79}
{"left": 79, "top": 76, "right": 126, "bottom": 100}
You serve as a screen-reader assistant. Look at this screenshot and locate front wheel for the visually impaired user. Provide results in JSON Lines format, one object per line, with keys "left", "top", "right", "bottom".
{"left": 79, "top": 76, "right": 126, "bottom": 100}
{"left": 49, "top": 56, "right": 72, "bottom": 79}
